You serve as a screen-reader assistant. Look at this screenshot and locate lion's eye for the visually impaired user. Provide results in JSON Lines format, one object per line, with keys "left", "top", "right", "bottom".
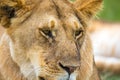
{"left": 43, "top": 30, "right": 52, "bottom": 37}
{"left": 41, "top": 29, "right": 53, "bottom": 38}
{"left": 42, "top": 30, "right": 53, "bottom": 38}
{"left": 74, "top": 30, "right": 83, "bottom": 39}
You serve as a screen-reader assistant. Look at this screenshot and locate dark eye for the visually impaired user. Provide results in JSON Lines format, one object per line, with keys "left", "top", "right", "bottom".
{"left": 75, "top": 30, "right": 83, "bottom": 39}
{"left": 40, "top": 29, "right": 54, "bottom": 38}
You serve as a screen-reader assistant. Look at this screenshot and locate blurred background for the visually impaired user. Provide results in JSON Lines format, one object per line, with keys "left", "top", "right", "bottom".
{"left": 90, "top": 0, "right": 120, "bottom": 80}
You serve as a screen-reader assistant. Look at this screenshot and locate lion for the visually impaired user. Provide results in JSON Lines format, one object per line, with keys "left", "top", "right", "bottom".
{"left": 0, "top": 0, "right": 102, "bottom": 80}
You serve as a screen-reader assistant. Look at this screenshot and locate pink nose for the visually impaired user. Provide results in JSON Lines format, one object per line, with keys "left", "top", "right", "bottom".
{"left": 59, "top": 63, "right": 77, "bottom": 75}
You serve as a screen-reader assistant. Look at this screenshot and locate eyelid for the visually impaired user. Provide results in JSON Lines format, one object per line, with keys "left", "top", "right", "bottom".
{"left": 74, "top": 29, "right": 83, "bottom": 39}
{"left": 40, "top": 29, "right": 52, "bottom": 38}
{"left": 39, "top": 28, "right": 56, "bottom": 39}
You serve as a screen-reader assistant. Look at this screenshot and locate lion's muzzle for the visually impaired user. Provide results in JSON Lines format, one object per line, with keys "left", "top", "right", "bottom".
{"left": 59, "top": 63, "right": 77, "bottom": 75}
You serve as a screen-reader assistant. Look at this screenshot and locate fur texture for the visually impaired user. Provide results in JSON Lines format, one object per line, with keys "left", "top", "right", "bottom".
{"left": 0, "top": 0, "right": 102, "bottom": 80}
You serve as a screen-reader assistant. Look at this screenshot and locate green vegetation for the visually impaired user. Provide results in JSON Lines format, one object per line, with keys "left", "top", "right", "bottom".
{"left": 98, "top": 0, "right": 120, "bottom": 22}
{"left": 70, "top": 0, "right": 75, "bottom": 1}
{"left": 100, "top": 72, "right": 120, "bottom": 80}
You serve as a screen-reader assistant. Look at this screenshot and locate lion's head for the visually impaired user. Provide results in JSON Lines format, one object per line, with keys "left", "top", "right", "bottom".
{"left": 0, "top": 0, "right": 102, "bottom": 80}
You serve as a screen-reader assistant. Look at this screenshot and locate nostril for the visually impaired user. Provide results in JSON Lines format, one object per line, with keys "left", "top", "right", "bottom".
{"left": 38, "top": 76, "right": 45, "bottom": 80}
{"left": 59, "top": 63, "right": 77, "bottom": 75}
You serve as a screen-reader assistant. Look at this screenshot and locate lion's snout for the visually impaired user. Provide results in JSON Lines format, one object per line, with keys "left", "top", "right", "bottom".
{"left": 56, "top": 41, "right": 81, "bottom": 75}
{"left": 37, "top": 62, "right": 78, "bottom": 80}
{"left": 59, "top": 62, "right": 78, "bottom": 75}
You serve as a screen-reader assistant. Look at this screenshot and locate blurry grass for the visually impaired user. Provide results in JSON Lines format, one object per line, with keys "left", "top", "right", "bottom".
{"left": 70, "top": 0, "right": 75, "bottom": 1}
{"left": 100, "top": 72, "right": 120, "bottom": 80}
{"left": 98, "top": 0, "right": 120, "bottom": 22}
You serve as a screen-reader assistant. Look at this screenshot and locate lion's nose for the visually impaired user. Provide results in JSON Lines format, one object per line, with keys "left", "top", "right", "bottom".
{"left": 38, "top": 76, "right": 45, "bottom": 80}
{"left": 59, "top": 63, "right": 77, "bottom": 75}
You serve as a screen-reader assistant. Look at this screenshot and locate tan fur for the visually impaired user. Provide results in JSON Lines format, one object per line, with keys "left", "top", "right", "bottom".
{"left": 0, "top": 0, "right": 102, "bottom": 80}
{"left": 0, "top": 25, "right": 4, "bottom": 39}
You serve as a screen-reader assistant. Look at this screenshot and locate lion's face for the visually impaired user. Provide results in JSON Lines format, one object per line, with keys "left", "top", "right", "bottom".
{"left": 8, "top": 4, "right": 84, "bottom": 80}
{"left": 0, "top": 0, "right": 102, "bottom": 80}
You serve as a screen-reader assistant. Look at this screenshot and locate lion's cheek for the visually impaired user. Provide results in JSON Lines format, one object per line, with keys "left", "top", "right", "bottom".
{"left": 9, "top": 40, "right": 26, "bottom": 65}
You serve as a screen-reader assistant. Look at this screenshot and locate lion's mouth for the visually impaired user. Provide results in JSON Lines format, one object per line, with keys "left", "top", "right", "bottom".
{"left": 38, "top": 75, "right": 77, "bottom": 80}
{"left": 35, "top": 63, "right": 77, "bottom": 80}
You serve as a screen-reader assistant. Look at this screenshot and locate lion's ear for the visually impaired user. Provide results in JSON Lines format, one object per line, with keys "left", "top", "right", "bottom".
{"left": 0, "top": 0, "right": 25, "bottom": 28}
{"left": 73, "top": 0, "right": 102, "bottom": 20}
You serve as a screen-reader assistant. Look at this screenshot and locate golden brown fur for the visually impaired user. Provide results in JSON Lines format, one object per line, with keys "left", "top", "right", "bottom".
{"left": 0, "top": 25, "right": 4, "bottom": 39}
{"left": 0, "top": 0, "right": 102, "bottom": 80}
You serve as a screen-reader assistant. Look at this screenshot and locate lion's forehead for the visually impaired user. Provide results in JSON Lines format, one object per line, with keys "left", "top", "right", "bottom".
{"left": 17, "top": 0, "right": 83, "bottom": 30}
{"left": 38, "top": 14, "right": 82, "bottom": 29}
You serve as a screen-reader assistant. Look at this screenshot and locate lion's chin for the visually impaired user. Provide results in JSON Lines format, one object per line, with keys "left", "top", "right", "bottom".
{"left": 69, "top": 73, "right": 77, "bottom": 80}
{"left": 57, "top": 73, "right": 77, "bottom": 80}
{"left": 49, "top": 73, "right": 77, "bottom": 80}
{"left": 36, "top": 71, "right": 77, "bottom": 80}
